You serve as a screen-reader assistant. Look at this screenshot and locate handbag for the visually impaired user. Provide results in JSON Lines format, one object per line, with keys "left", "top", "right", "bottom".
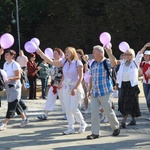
{"left": 24, "top": 82, "right": 30, "bottom": 89}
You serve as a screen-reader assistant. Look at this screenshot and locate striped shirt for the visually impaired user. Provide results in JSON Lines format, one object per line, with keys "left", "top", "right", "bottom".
{"left": 90, "top": 59, "right": 113, "bottom": 97}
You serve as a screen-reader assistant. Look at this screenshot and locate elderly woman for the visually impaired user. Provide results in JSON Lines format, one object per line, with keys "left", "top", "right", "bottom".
{"left": 0, "top": 50, "right": 29, "bottom": 131}
{"left": 105, "top": 42, "right": 150, "bottom": 128}
{"left": 36, "top": 47, "right": 87, "bottom": 135}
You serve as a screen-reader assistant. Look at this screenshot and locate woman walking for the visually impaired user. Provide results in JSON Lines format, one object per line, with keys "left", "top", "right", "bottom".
{"left": 36, "top": 47, "right": 87, "bottom": 134}
{"left": 105, "top": 42, "right": 150, "bottom": 128}
{"left": 37, "top": 48, "right": 65, "bottom": 120}
{"left": 0, "top": 50, "right": 29, "bottom": 131}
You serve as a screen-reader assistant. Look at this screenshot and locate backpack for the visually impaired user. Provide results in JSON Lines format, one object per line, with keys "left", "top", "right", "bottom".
{"left": 103, "top": 59, "right": 117, "bottom": 87}
{"left": 0, "top": 71, "right": 4, "bottom": 91}
{"left": 91, "top": 59, "right": 117, "bottom": 87}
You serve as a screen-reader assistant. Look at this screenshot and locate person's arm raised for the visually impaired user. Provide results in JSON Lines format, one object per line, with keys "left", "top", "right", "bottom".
{"left": 36, "top": 48, "right": 63, "bottom": 67}
{"left": 139, "top": 42, "right": 150, "bottom": 54}
{"left": 104, "top": 46, "right": 120, "bottom": 67}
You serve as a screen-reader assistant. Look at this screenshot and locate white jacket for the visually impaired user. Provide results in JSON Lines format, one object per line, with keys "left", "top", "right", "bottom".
{"left": 117, "top": 52, "right": 143, "bottom": 88}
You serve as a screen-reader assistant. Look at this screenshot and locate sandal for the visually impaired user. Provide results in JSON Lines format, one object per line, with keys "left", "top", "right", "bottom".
{"left": 128, "top": 120, "right": 136, "bottom": 126}
{"left": 120, "top": 122, "right": 126, "bottom": 129}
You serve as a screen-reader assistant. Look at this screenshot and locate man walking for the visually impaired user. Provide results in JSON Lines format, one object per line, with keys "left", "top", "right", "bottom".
{"left": 87, "top": 45, "right": 120, "bottom": 139}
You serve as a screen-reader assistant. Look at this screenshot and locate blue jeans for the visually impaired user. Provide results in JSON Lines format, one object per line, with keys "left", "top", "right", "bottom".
{"left": 41, "top": 78, "right": 48, "bottom": 98}
{"left": 143, "top": 83, "right": 150, "bottom": 108}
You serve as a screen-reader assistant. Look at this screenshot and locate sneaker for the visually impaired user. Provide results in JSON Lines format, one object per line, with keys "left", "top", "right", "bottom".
{"left": 81, "top": 109, "right": 88, "bottom": 114}
{"left": 63, "top": 128, "right": 75, "bottom": 135}
{"left": 81, "top": 107, "right": 85, "bottom": 111}
{"left": 20, "top": 119, "right": 29, "bottom": 127}
{"left": 43, "top": 96, "right": 47, "bottom": 99}
{"left": 87, "top": 134, "right": 99, "bottom": 139}
{"left": 78, "top": 122, "right": 87, "bottom": 133}
{"left": 0, "top": 123, "right": 6, "bottom": 131}
{"left": 102, "top": 116, "right": 109, "bottom": 123}
{"left": 146, "top": 115, "right": 150, "bottom": 121}
{"left": 37, "top": 114, "right": 47, "bottom": 120}
{"left": 24, "top": 107, "right": 28, "bottom": 116}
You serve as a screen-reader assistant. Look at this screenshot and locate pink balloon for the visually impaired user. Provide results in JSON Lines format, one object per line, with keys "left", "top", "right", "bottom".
{"left": 44, "top": 48, "right": 53, "bottom": 59}
{"left": 106, "top": 42, "right": 112, "bottom": 48}
{"left": 99, "top": 32, "right": 111, "bottom": 45}
{"left": 0, "top": 33, "right": 14, "bottom": 49}
{"left": 0, "top": 69, "right": 7, "bottom": 82}
{"left": 31, "top": 38, "right": 40, "bottom": 47}
{"left": 24, "top": 41, "right": 37, "bottom": 53}
{"left": 84, "top": 71, "right": 91, "bottom": 84}
{"left": 119, "top": 42, "right": 130, "bottom": 53}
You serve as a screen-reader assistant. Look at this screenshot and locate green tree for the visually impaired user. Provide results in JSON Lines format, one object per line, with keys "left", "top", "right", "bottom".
{"left": 0, "top": 0, "right": 150, "bottom": 58}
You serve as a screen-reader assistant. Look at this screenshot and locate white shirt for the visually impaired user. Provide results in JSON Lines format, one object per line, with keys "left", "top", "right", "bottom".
{"left": 3, "top": 61, "right": 20, "bottom": 79}
{"left": 117, "top": 52, "right": 143, "bottom": 88}
{"left": 3, "top": 61, "right": 21, "bottom": 102}
{"left": 122, "top": 66, "right": 131, "bottom": 81}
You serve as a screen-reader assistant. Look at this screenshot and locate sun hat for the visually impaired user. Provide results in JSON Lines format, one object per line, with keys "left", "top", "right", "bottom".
{"left": 144, "top": 50, "right": 150, "bottom": 55}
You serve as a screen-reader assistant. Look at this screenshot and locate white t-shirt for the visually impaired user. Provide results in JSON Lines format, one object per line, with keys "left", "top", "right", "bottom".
{"left": 122, "top": 65, "right": 131, "bottom": 81}
{"left": 16, "top": 55, "right": 28, "bottom": 68}
{"left": 3, "top": 60, "right": 21, "bottom": 79}
{"left": 3, "top": 61, "right": 22, "bottom": 102}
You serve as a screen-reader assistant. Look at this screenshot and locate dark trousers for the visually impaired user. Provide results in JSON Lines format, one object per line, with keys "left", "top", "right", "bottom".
{"left": 28, "top": 76, "right": 37, "bottom": 99}
{"left": 40, "top": 78, "right": 48, "bottom": 98}
{"left": 19, "top": 99, "right": 27, "bottom": 110}
{"left": 118, "top": 88, "right": 122, "bottom": 111}
{"left": 6, "top": 99, "right": 23, "bottom": 119}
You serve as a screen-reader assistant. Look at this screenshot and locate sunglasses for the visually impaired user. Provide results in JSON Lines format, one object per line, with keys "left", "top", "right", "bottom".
{"left": 124, "top": 54, "right": 132, "bottom": 56}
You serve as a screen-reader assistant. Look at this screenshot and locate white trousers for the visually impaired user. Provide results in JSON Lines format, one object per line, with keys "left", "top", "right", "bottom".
{"left": 63, "top": 88, "right": 85, "bottom": 129}
{"left": 44, "top": 86, "right": 65, "bottom": 113}
{"left": 91, "top": 93, "right": 119, "bottom": 135}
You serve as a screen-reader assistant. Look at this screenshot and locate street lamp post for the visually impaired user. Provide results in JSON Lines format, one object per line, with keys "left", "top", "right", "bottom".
{"left": 15, "top": 0, "right": 21, "bottom": 52}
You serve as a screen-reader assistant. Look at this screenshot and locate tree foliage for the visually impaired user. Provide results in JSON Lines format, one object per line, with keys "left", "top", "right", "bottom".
{"left": 0, "top": 0, "right": 150, "bottom": 58}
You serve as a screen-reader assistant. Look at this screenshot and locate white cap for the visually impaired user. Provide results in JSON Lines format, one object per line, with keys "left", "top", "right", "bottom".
{"left": 144, "top": 50, "right": 150, "bottom": 55}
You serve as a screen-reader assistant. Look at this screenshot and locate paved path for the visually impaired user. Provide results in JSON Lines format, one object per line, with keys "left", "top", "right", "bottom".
{"left": 0, "top": 96, "right": 150, "bottom": 150}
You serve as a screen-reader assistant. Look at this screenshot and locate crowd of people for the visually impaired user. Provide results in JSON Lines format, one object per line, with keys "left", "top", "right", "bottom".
{"left": 0, "top": 42, "right": 150, "bottom": 140}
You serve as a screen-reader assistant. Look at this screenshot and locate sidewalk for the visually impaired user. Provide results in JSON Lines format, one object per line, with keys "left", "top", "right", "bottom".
{"left": 0, "top": 94, "right": 150, "bottom": 150}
